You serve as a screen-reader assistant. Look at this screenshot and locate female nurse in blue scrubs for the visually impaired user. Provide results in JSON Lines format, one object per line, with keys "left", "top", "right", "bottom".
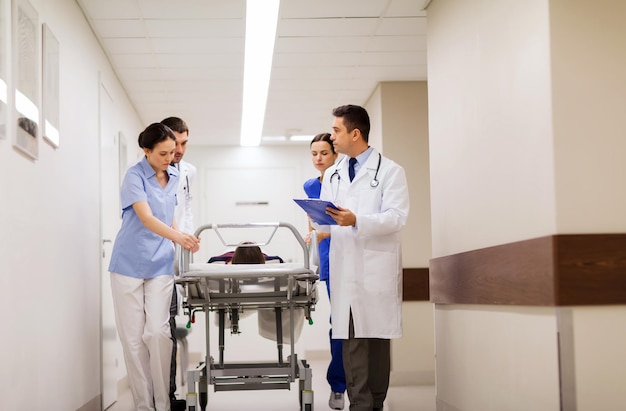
{"left": 108, "top": 122, "right": 200, "bottom": 411}
{"left": 303, "top": 133, "right": 346, "bottom": 410}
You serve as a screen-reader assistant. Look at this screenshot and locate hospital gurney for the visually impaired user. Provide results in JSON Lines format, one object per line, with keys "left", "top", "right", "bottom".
{"left": 174, "top": 222, "right": 319, "bottom": 411}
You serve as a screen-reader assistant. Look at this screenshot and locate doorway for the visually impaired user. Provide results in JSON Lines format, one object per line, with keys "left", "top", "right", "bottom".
{"left": 99, "top": 81, "right": 123, "bottom": 409}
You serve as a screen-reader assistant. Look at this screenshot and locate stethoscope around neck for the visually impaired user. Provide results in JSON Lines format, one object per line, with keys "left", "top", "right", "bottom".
{"left": 174, "top": 162, "right": 192, "bottom": 200}
{"left": 330, "top": 153, "right": 382, "bottom": 188}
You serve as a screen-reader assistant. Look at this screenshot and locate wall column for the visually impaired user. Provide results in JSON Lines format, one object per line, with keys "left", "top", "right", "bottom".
{"left": 366, "top": 81, "right": 435, "bottom": 385}
{"left": 427, "top": 0, "right": 626, "bottom": 409}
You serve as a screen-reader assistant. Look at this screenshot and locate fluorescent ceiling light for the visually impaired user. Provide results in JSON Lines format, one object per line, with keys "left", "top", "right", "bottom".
{"left": 239, "top": 0, "right": 280, "bottom": 147}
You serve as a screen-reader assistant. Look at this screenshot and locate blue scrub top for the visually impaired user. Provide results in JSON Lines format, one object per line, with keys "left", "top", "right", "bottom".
{"left": 303, "top": 177, "right": 330, "bottom": 282}
{"left": 109, "top": 157, "right": 179, "bottom": 279}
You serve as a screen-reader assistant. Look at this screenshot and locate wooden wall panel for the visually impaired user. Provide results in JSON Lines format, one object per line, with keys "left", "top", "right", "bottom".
{"left": 403, "top": 268, "right": 429, "bottom": 301}
{"left": 430, "top": 234, "right": 626, "bottom": 306}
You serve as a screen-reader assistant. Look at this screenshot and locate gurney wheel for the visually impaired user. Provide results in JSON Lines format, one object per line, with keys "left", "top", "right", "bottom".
{"left": 299, "top": 382, "right": 313, "bottom": 411}
{"left": 300, "top": 392, "right": 313, "bottom": 411}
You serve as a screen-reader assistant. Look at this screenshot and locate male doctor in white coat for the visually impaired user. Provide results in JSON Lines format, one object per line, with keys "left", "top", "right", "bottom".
{"left": 161, "top": 116, "right": 197, "bottom": 410}
{"left": 318, "top": 105, "right": 409, "bottom": 411}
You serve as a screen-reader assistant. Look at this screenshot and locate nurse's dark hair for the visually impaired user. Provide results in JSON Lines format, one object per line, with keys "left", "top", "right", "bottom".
{"left": 231, "top": 242, "right": 265, "bottom": 264}
{"left": 160, "top": 116, "right": 189, "bottom": 135}
{"left": 137, "top": 123, "right": 176, "bottom": 149}
{"left": 332, "top": 104, "right": 370, "bottom": 143}
{"left": 310, "top": 133, "right": 335, "bottom": 154}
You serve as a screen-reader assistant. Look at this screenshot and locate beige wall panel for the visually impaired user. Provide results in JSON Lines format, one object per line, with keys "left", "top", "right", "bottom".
{"left": 427, "top": 0, "right": 555, "bottom": 257}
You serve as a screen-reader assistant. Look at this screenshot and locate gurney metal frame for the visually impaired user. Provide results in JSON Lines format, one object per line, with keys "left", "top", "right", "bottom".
{"left": 175, "top": 222, "right": 318, "bottom": 411}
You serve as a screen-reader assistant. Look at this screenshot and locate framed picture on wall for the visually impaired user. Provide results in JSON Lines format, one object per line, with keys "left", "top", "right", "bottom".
{"left": 42, "top": 23, "right": 59, "bottom": 148}
{"left": 12, "top": 0, "right": 40, "bottom": 159}
{"left": 0, "top": 0, "right": 9, "bottom": 140}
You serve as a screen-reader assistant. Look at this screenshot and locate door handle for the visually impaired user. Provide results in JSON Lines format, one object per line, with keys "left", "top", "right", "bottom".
{"left": 102, "top": 239, "right": 112, "bottom": 258}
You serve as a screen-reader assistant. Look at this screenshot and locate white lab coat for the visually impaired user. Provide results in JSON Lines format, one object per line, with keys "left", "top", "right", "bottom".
{"left": 174, "top": 159, "right": 197, "bottom": 234}
{"left": 319, "top": 149, "right": 409, "bottom": 339}
{"left": 173, "top": 159, "right": 197, "bottom": 316}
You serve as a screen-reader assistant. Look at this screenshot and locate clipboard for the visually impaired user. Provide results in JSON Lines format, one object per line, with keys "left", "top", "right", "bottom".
{"left": 293, "top": 198, "right": 338, "bottom": 225}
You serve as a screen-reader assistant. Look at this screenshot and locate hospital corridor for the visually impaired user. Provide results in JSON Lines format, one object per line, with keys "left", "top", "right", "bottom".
{"left": 108, "top": 360, "right": 434, "bottom": 411}
{"left": 2, "top": 0, "right": 626, "bottom": 410}
{"left": 107, "top": 265, "right": 436, "bottom": 411}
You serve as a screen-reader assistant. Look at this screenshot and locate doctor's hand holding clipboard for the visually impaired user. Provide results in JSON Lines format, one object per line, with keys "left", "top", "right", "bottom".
{"left": 324, "top": 204, "right": 357, "bottom": 227}
{"left": 294, "top": 198, "right": 338, "bottom": 225}
{"left": 293, "top": 198, "right": 357, "bottom": 227}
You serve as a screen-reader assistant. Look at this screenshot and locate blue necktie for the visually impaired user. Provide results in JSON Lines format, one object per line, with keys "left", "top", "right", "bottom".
{"left": 348, "top": 157, "right": 357, "bottom": 182}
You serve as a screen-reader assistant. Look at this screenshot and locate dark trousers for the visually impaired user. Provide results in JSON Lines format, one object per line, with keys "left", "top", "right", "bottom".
{"left": 169, "top": 285, "right": 178, "bottom": 398}
{"left": 326, "top": 280, "right": 347, "bottom": 393}
{"left": 342, "top": 312, "right": 390, "bottom": 411}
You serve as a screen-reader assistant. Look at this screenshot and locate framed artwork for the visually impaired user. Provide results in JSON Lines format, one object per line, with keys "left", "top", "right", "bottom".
{"left": 42, "top": 23, "right": 59, "bottom": 148}
{"left": 0, "top": 0, "right": 9, "bottom": 140}
{"left": 12, "top": 0, "right": 40, "bottom": 159}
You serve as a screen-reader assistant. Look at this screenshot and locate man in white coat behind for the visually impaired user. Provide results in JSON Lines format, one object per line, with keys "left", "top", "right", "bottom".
{"left": 318, "top": 105, "right": 409, "bottom": 411}
{"left": 161, "top": 116, "right": 197, "bottom": 410}
{"left": 162, "top": 117, "right": 196, "bottom": 234}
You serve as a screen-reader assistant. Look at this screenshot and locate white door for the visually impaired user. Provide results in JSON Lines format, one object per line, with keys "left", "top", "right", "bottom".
{"left": 200, "top": 166, "right": 301, "bottom": 263}
{"left": 99, "top": 82, "right": 122, "bottom": 409}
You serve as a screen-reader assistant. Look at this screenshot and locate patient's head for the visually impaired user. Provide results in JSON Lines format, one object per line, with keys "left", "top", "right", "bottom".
{"left": 231, "top": 242, "right": 265, "bottom": 264}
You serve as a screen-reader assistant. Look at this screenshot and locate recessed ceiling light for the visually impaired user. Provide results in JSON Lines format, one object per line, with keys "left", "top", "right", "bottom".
{"left": 239, "top": 0, "right": 280, "bottom": 147}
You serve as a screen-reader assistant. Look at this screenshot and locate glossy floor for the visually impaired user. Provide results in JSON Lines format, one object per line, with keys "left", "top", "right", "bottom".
{"left": 105, "top": 358, "right": 435, "bottom": 411}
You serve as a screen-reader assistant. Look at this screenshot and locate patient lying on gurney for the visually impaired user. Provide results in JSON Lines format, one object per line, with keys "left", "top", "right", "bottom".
{"left": 214, "top": 242, "right": 305, "bottom": 343}
{"left": 208, "top": 244, "right": 284, "bottom": 264}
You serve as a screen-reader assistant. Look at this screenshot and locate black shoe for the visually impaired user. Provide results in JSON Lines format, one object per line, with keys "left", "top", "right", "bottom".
{"left": 171, "top": 398, "right": 187, "bottom": 411}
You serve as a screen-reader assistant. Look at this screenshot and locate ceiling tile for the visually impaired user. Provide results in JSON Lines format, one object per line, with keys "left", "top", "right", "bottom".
{"left": 137, "top": 0, "right": 243, "bottom": 19}
{"left": 77, "top": 0, "right": 429, "bottom": 146}
{"left": 92, "top": 19, "right": 145, "bottom": 38}
{"left": 275, "top": 36, "right": 368, "bottom": 53}
{"left": 377, "top": 17, "right": 427, "bottom": 35}
{"left": 150, "top": 37, "right": 243, "bottom": 54}
{"left": 368, "top": 35, "right": 427, "bottom": 52}
{"left": 78, "top": 0, "right": 142, "bottom": 19}
{"left": 279, "top": 0, "right": 388, "bottom": 18}
{"left": 278, "top": 17, "right": 380, "bottom": 37}
{"left": 154, "top": 53, "right": 243, "bottom": 68}
{"left": 102, "top": 37, "right": 152, "bottom": 54}
{"left": 386, "top": 0, "right": 429, "bottom": 16}
{"left": 143, "top": 19, "right": 244, "bottom": 38}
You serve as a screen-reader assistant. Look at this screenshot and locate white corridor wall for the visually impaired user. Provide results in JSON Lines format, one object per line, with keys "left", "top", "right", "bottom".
{"left": 0, "top": 0, "right": 143, "bottom": 409}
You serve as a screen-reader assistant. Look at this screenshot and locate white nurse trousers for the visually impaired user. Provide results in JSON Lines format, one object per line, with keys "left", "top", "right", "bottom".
{"left": 111, "top": 272, "right": 174, "bottom": 411}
